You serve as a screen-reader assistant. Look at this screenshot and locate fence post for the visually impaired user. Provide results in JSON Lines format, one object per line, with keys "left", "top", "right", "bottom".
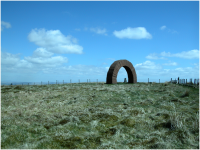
{"left": 171, "top": 78, "right": 172, "bottom": 84}
{"left": 70, "top": 79, "right": 71, "bottom": 84}
{"left": 28, "top": 83, "right": 29, "bottom": 86}
{"left": 87, "top": 79, "right": 88, "bottom": 83}
{"left": 159, "top": 79, "right": 160, "bottom": 83}
{"left": 97, "top": 79, "right": 98, "bottom": 83}
{"left": 48, "top": 81, "right": 49, "bottom": 85}
{"left": 148, "top": 78, "right": 149, "bottom": 83}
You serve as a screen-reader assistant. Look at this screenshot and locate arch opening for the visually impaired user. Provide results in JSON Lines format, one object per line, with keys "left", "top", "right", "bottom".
{"left": 116, "top": 66, "right": 128, "bottom": 83}
{"left": 106, "top": 59, "right": 137, "bottom": 84}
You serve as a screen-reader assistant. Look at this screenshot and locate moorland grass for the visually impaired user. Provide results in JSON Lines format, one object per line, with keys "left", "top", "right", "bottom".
{"left": 1, "top": 81, "right": 199, "bottom": 148}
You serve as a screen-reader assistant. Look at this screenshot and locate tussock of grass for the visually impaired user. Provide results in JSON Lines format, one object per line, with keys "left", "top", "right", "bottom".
{"left": 1, "top": 82, "right": 199, "bottom": 149}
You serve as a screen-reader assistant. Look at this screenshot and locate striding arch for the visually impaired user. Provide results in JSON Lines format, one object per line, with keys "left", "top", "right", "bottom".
{"left": 106, "top": 59, "right": 137, "bottom": 84}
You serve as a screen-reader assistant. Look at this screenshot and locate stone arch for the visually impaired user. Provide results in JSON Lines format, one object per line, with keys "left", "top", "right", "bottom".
{"left": 106, "top": 59, "right": 137, "bottom": 84}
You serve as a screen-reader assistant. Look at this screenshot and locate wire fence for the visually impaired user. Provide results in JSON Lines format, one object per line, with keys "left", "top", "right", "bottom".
{"left": 170, "top": 78, "right": 199, "bottom": 85}
{"left": 1, "top": 77, "right": 199, "bottom": 87}
{"left": 1, "top": 79, "right": 103, "bottom": 86}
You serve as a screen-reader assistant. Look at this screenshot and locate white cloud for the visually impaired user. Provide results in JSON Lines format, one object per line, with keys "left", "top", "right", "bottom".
{"left": 135, "top": 61, "right": 162, "bottom": 70}
{"left": 28, "top": 28, "right": 83, "bottom": 54}
{"left": 160, "top": 26, "right": 178, "bottom": 34}
{"left": 1, "top": 52, "right": 35, "bottom": 73}
{"left": 24, "top": 55, "right": 68, "bottom": 67}
{"left": 1, "top": 52, "right": 199, "bottom": 83}
{"left": 90, "top": 27, "right": 107, "bottom": 35}
{"left": 32, "top": 48, "right": 54, "bottom": 58}
{"left": 160, "top": 51, "right": 172, "bottom": 57}
{"left": 162, "top": 61, "right": 179, "bottom": 66}
{"left": 167, "top": 29, "right": 178, "bottom": 34}
{"left": 75, "top": 28, "right": 81, "bottom": 31}
{"left": 1, "top": 51, "right": 69, "bottom": 70}
{"left": 1, "top": 21, "right": 12, "bottom": 31}
{"left": 146, "top": 53, "right": 167, "bottom": 60}
{"left": 160, "top": 49, "right": 199, "bottom": 59}
{"left": 146, "top": 49, "right": 199, "bottom": 60}
{"left": 113, "top": 27, "right": 152, "bottom": 39}
{"left": 101, "top": 62, "right": 107, "bottom": 65}
{"left": 160, "top": 26, "right": 166, "bottom": 30}
{"left": 1, "top": 52, "right": 21, "bottom": 66}
{"left": 62, "top": 11, "right": 75, "bottom": 17}
{"left": 133, "top": 60, "right": 198, "bottom": 81}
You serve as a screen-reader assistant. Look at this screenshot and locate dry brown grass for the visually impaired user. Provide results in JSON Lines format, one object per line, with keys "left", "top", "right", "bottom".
{"left": 1, "top": 82, "right": 199, "bottom": 149}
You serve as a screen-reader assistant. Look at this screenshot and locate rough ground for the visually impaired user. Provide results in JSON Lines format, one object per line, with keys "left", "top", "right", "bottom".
{"left": 1, "top": 82, "right": 199, "bottom": 149}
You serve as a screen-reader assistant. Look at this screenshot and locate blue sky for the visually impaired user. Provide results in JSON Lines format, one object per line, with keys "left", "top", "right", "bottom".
{"left": 1, "top": 1, "right": 199, "bottom": 84}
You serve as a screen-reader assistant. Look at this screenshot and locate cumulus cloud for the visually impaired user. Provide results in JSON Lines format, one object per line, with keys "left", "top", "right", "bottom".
{"left": 134, "top": 60, "right": 198, "bottom": 81}
{"left": 1, "top": 51, "right": 199, "bottom": 83}
{"left": 1, "top": 28, "right": 86, "bottom": 79}
{"left": 90, "top": 27, "right": 107, "bottom": 35}
{"left": 75, "top": 28, "right": 81, "bottom": 31}
{"left": 160, "top": 49, "right": 199, "bottom": 59}
{"left": 146, "top": 53, "right": 167, "bottom": 60}
{"left": 113, "top": 27, "right": 152, "bottom": 39}
{"left": 162, "top": 61, "right": 179, "bottom": 66}
{"left": 1, "top": 21, "right": 12, "bottom": 31}
{"left": 1, "top": 52, "right": 21, "bottom": 66}
{"left": 1, "top": 52, "right": 35, "bottom": 74}
{"left": 1, "top": 51, "right": 69, "bottom": 75}
{"left": 24, "top": 55, "right": 68, "bottom": 67}
{"left": 32, "top": 48, "right": 54, "bottom": 58}
{"left": 167, "top": 29, "right": 178, "bottom": 34}
{"left": 28, "top": 28, "right": 83, "bottom": 54}
{"left": 160, "top": 26, "right": 178, "bottom": 34}
{"left": 146, "top": 49, "right": 199, "bottom": 60}
{"left": 135, "top": 61, "right": 162, "bottom": 70}
{"left": 160, "top": 26, "right": 166, "bottom": 30}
